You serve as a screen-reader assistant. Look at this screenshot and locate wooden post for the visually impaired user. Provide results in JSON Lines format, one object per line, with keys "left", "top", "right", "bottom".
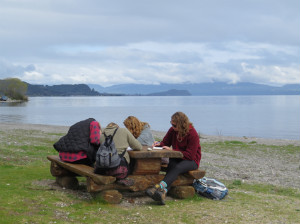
{"left": 168, "top": 186, "right": 195, "bottom": 199}
{"left": 56, "top": 176, "right": 79, "bottom": 190}
{"left": 100, "top": 190, "right": 123, "bottom": 204}
{"left": 131, "top": 158, "right": 161, "bottom": 175}
{"left": 50, "top": 161, "right": 75, "bottom": 177}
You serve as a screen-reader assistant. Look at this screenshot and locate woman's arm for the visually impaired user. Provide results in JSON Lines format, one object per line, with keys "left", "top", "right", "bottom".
{"left": 159, "top": 127, "right": 174, "bottom": 147}
{"left": 126, "top": 129, "right": 143, "bottom": 150}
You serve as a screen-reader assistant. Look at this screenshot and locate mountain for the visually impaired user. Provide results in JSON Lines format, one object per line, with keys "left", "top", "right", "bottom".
{"left": 147, "top": 89, "right": 191, "bottom": 96}
{"left": 88, "top": 82, "right": 300, "bottom": 96}
{"left": 24, "top": 82, "right": 300, "bottom": 96}
{"left": 26, "top": 83, "right": 101, "bottom": 96}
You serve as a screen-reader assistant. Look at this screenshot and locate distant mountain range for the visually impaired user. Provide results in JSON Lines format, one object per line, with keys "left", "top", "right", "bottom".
{"left": 146, "top": 89, "right": 191, "bottom": 96}
{"left": 89, "top": 82, "right": 300, "bottom": 96}
{"left": 25, "top": 82, "right": 300, "bottom": 96}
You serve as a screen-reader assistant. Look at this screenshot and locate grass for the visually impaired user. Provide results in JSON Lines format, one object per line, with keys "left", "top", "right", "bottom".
{"left": 0, "top": 129, "right": 300, "bottom": 223}
{"left": 203, "top": 140, "right": 300, "bottom": 155}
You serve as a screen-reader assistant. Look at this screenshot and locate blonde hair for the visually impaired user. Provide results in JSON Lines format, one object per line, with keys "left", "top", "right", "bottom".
{"left": 107, "top": 122, "right": 119, "bottom": 128}
{"left": 123, "top": 116, "right": 148, "bottom": 138}
{"left": 171, "top": 112, "right": 192, "bottom": 138}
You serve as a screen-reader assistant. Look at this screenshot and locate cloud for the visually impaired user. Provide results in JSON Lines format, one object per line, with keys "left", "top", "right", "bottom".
{"left": 0, "top": 0, "right": 299, "bottom": 86}
{"left": 0, "top": 60, "right": 35, "bottom": 79}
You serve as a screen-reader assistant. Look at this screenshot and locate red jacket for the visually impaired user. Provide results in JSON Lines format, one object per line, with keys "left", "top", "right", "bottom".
{"left": 160, "top": 125, "right": 201, "bottom": 167}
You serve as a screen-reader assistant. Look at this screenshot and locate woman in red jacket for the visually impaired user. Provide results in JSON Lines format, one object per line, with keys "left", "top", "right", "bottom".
{"left": 146, "top": 111, "right": 201, "bottom": 205}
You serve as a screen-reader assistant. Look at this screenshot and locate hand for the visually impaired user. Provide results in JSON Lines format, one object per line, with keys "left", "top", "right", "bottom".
{"left": 162, "top": 146, "right": 172, "bottom": 150}
{"left": 152, "top": 141, "right": 160, "bottom": 147}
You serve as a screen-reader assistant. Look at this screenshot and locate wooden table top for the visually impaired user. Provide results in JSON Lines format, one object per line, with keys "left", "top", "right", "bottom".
{"left": 128, "top": 146, "right": 183, "bottom": 159}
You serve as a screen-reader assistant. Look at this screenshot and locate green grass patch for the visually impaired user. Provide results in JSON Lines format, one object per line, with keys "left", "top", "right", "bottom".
{"left": 1, "top": 164, "right": 300, "bottom": 224}
{"left": 224, "top": 140, "right": 245, "bottom": 145}
{"left": 0, "top": 127, "right": 300, "bottom": 223}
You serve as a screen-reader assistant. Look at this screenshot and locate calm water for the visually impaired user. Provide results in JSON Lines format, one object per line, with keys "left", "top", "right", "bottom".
{"left": 0, "top": 95, "right": 299, "bottom": 140}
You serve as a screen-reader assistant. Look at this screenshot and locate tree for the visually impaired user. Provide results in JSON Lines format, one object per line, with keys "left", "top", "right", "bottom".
{"left": 0, "top": 78, "right": 28, "bottom": 101}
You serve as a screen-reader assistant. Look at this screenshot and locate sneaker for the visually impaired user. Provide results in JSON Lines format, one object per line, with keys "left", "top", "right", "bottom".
{"left": 146, "top": 184, "right": 160, "bottom": 198}
{"left": 146, "top": 184, "right": 166, "bottom": 205}
{"left": 153, "top": 187, "right": 166, "bottom": 205}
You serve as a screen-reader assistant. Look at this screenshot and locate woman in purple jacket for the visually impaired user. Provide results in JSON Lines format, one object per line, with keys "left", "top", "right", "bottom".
{"left": 146, "top": 111, "right": 201, "bottom": 205}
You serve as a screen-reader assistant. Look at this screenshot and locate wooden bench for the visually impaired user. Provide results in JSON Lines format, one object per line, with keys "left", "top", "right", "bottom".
{"left": 47, "top": 147, "right": 205, "bottom": 203}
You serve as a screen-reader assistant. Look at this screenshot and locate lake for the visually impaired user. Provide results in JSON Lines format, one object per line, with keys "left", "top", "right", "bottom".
{"left": 0, "top": 95, "right": 299, "bottom": 140}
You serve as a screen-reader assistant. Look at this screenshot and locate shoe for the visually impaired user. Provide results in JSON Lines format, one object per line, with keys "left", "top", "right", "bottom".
{"left": 146, "top": 184, "right": 166, "bottom": 205}
{"left": 146, "top": 184, "right": 160, "bottom": 198}
{"left": 153, "top": 187, "right": 166, "bottom": 205}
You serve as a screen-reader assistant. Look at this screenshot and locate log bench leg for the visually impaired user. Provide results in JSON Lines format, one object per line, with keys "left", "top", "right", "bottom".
{"left": 50, "top": 161, "right": 77, "bottom": 177}
{"left": 56, "top": 176, "right": 79, "bottom": 190}
{"left": 100, "top": 190, "right": 123, "bottom": 204}
{"left": 87, "top": 178, "right": 123, "bottom": 204}
{"left": 168, "top": 186, "right": 195, "bottom": 199}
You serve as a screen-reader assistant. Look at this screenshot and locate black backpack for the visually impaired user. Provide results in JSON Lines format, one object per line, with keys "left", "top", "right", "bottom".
{"left": 95, "top": 128, "right": 126, "bottom": 169}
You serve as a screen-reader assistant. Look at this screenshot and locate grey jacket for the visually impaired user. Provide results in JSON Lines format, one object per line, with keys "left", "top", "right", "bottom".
{"left": 137, "top": 124, "right": 155, "bottom": 146}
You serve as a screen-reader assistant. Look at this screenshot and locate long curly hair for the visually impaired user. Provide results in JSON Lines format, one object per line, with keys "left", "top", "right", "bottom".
{"left": 123, "top": 116, "right": 149, "bottom": 138}
{"left": 171, "top": 112, "right": 192, "bottom": 138}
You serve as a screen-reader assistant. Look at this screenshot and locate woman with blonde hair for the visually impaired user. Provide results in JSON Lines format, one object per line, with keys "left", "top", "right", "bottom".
{"left": 123, "top": 116, "right": 155, "bottom": 146}
{"left": 146, "top": 112, "right": 201, "bottom": 205}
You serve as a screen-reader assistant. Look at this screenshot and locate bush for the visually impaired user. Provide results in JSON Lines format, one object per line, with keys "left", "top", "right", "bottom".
{"left": 0, "top": 78, "right": 28, "bottom": 101}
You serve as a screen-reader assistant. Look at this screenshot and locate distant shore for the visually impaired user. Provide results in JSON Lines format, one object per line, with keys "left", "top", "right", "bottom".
{"left": 1, "top": 122, "right": 299, "bottom": 146}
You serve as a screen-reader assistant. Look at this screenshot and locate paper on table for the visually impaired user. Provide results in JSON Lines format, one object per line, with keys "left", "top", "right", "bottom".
{"left": 127, "top": 147, "right": 133, "bottom": 151}
{"left": 153, "top": 146, "right": 163, "bottom": 150}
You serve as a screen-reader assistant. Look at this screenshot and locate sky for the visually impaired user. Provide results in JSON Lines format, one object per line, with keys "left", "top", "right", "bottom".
{"left": 0, "top": 0, "right": 299, "bottom": 87}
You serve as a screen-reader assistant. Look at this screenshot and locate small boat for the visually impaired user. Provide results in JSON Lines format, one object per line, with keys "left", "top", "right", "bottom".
{"left": 0, "top": 95, "right": 8, "bottom": 101}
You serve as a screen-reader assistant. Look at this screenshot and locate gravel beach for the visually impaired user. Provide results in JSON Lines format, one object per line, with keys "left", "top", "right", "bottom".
{"left": 2, "top": 122, "right": 299, "bottom": 146}
{"left": 1, "top": 122, "right": 299, "bottom": 191}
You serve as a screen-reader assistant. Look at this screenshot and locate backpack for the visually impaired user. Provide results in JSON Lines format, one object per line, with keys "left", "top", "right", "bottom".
{"left": 193, "top": 177, "right": 228, "bottom": 200}
{"left": 95, "top": 128, "right": 126, "bottom": 169}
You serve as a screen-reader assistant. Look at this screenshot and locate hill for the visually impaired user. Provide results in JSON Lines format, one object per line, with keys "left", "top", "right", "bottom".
{"left": 25, "top": 83, "right": 191, "bottom": 96}
{"left": 147, "top": 89, "right": 191, "bottom": 96}
{"left": 26, "top": 83, "right": 101, "bottom": 96}
{"left": 25, "top": 82, "right": 300, "bottom": 96}
{"left": 89, "top": 82, "right": 300, "bottom": 96}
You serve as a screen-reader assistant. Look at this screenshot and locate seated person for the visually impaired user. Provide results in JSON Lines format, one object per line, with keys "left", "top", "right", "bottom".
{"left": 53, "top": 118, "right": 101, "bottom": 166}
{"left": 123, "top": 116, "right": 155, "bottom": 146}
{"left": 146, "top": 112, "right": 202, "bottom": 205}
{"left": 124, "top": 116, "right": 169, "bottom": 164}
{"left": 94, "top": 122, "right": 142, "bottom": 184}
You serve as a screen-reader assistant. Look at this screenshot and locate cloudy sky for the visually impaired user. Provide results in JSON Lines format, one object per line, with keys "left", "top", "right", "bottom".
{"left": 0, "top": 0, "right": 299, "bottom": 87}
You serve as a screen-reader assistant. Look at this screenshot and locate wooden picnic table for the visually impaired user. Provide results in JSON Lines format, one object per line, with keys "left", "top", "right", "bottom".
{"left": 47, "top": 145, "right": 205, "bottom": 203}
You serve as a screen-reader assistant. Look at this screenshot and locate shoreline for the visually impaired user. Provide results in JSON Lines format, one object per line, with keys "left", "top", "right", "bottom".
{"left": 1, "top": 122, "right": 299, "bottom": 190}
{"left": 0, "top": 122, "right": 299, "bottom": 146}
